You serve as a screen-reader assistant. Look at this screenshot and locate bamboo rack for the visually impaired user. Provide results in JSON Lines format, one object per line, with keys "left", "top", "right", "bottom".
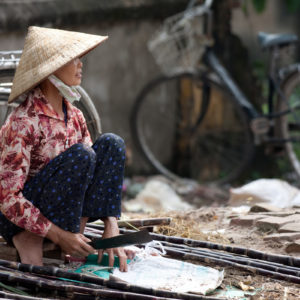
{"left": 86, "top": 224, "right": 300, "bottom": 267}
{"left": 1, "top": 219, "right": 299, "bottom": 298}
{"left": 160, "top": 241, "right": 300, "bottom": 277}
{"left": 84, "top": 224, "right": 300, "bottom": 284}
{"left": 93, "top": 217, "right": 172, "bottom": 229}
{"left": 0, "top": 265, "right": 177, "bottom": 300}
{"left": 0, "top": 290, "right": 56, "bottom": 300}
{"left": 0, "top": 259, "right": 220, "bottom": 300}
{"left": 159, "top": 247, "right": 300, "bottom": 284}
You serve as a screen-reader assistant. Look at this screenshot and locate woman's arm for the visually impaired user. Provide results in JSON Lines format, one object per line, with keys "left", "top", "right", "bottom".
{"left": 0, "top": 114, "right": 96, "bottom": 256}
{"left": 46, "top": 223, "right": 94, "bottom": 257}
{"left": 0, "top": 116, "right": 51, "bottom": 236}
{"left": 97, "top": 216, "right": 129, "bottom": 272}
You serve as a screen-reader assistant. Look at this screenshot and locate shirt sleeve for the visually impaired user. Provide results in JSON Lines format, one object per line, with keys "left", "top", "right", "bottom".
{"left": 0, "top": 115, "right": 52, "bottom": 236}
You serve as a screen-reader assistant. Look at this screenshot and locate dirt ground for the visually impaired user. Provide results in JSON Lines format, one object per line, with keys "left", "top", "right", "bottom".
{"left": 123, "top": 206, "right": 300, "bottom": 299}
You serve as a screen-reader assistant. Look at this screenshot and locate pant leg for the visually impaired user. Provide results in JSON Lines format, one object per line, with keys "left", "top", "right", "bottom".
{"left": 0, "top": 143, "right": 96, "bottom": 244}
{"left": 82, "top": 133, "right": 126, "bottom": 219}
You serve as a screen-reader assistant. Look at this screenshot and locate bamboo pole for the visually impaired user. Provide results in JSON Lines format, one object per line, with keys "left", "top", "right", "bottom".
{"left": 160, "top": 247, "right": 300, "bottom": 284}
{"left": 0, "top": 259, "right": 220, "bottom": 300}
{"left": 86, "top": 224, "right": 300, "bottom": 268}
{"left": 167, "top": 241, "right": 300, "bottom": 272}
{"left": 153, "top": 233, "right": 300, "bottom": 267}
{"left": 84, "top": 226, "right": 300, "bottom": 279}
{"left": 160, "top": 241, "right": 300, "bottom": 277}
{"left": 0, "top": 290, "right": 56, "bottom": 300}
{"left": 84, "top": 229, "right": 300, "bottom": 284}
{"left": 92, "top": 218, "right": 172, "bottom": 228}
{"left": 0, "top": 267, "right": 179, "bottom": 300}
{"left": 0, "top": 265, "right": 104, "bottom": 290}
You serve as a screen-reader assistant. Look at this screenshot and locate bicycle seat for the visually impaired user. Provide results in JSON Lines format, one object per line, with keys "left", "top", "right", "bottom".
{"left": 258, "top": 32, "right": 298, "bottom": 49}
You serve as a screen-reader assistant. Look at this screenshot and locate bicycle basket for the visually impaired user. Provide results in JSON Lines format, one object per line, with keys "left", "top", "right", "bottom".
{"left": 148, "top": 6, "right": 213, "bottom": 75}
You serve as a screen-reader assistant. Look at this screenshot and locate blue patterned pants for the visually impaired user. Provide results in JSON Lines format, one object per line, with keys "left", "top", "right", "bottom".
{"left": 0, "top": 133, "right": 125, "bottom": 244}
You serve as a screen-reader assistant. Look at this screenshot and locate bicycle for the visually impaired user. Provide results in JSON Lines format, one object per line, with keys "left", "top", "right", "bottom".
{"left": 0, "top": 50, "right": 101, "bottom": 141}
{"left": 130, "top": 0, "right": 300, "bottom": 185}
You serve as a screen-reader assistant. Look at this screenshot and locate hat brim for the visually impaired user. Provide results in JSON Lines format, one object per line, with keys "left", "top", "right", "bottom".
{"left": 8, "top": 27, "right": 108, "bottom": 103}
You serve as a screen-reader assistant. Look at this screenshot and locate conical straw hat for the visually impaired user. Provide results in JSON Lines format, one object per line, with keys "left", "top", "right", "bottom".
{"left": 8, "top": 26, "right": 108, "bottom": 103}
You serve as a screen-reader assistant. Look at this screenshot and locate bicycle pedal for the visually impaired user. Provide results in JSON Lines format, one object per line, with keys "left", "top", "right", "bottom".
{"left": 250, "top": 117, "right": 270, "bottom": 135}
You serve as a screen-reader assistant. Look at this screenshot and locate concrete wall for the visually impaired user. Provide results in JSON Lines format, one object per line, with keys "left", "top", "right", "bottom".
{"left": 79, "top": 21, "right": 161, "bottom": 173}
{"left": 0, "top": 21, "right": 162, "bottom": 173}
{"left": 232, "top": 0, "right": 299, "bottom": 60}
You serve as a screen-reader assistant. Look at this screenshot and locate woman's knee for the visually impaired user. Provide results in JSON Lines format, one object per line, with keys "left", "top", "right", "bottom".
{"left": 68, "top": 143, "right": 97, "bottom": 168}
{"left": 93, "top": 133, "right": 125, "bottom": 154}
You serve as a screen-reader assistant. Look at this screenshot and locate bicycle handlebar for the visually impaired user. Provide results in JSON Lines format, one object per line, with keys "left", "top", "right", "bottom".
{"left": 186, "top": 0, "right": 213, "bottom": 11}
{"left": 182, "top": 0, "right": 213, "bottom": 23}
{"left": 0, "top": 50, "right": 21, "bottom": 70}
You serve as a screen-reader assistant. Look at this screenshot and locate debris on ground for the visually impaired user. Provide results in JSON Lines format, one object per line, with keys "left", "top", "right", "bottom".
{"left": 119, "top": 177, "right": 300, "bottom": 299}
{"left": 1, "top": 176, "right": 300, "bottom": 299}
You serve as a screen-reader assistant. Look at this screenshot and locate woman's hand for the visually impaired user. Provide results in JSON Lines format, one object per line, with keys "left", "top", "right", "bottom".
{"left": 97, "top": 217, "right": 129, "bottom": 272}
{"left": 46, "top": 223, "right": 95, "bottom": 257}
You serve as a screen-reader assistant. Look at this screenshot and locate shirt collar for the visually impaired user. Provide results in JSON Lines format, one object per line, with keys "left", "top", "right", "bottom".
{"left": 29, "top": 87, "right": 71, "bottom": 121}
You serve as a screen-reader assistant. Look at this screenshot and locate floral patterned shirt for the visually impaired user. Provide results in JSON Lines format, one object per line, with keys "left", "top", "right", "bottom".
{"left": 0, "top": 87, "right": 92, "bottom": 237}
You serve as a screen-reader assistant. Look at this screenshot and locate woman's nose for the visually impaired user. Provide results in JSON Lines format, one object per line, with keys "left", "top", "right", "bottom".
{"left": 74, "top": 57, "right": 83, "bottom": 67}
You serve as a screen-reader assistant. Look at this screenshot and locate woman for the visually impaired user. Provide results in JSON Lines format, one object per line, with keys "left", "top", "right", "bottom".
{"left": 0, "top": 26, "right": 130, "bottom": 270}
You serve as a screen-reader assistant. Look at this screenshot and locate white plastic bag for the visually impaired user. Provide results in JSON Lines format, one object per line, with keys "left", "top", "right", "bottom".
{"left": 112, "top": 242, "right": 223, "bottom": 295}
{"left": 229, "top": 178, "right": 300, "bottom": 208}
{"left": 124, "top": 179, "right": 194, "bottom": 213}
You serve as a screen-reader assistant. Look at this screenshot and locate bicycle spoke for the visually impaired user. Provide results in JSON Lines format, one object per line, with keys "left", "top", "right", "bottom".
{"left": 131, "top": 72, "right": 254, "bottom": 184}
{"left": 278, "top": 72, "right": 300, "bottom": 177}
{"left": 195, "top": 137, "right": 245, "bottom": 166}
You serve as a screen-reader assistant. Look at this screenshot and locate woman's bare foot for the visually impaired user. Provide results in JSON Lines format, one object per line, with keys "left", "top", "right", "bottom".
{"left": 12, "top": 230, "right": 44, "bottom": 266}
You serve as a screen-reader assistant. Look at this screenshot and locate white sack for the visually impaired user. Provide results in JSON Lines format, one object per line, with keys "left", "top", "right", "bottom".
{"left": 229, "top": 178, "right": 300, "bottom": 208}
{"left": 124, "top": 179, "right": 194, "bottom": 213}
{"left": 112, "top": 245, "right": 223, "bottom": 295}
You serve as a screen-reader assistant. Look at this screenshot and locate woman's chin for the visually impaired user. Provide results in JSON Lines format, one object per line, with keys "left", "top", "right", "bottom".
{"left": 69, "top": 79, "right": 81, "bottom": 86}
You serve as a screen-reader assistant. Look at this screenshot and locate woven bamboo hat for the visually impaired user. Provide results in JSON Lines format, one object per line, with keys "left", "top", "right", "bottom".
{"left": 8, "top": 26, "right": 108, "bottom": 103}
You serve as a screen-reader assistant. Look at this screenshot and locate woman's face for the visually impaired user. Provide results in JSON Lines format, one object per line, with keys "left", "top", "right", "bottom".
{"left": 54, "top": 57, "right": 83, "bottom": 86}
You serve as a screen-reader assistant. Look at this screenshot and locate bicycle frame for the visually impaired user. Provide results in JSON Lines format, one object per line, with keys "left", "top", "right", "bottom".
{"left": 201, "top": 44, "right": 300, "bottom": 145}
{"left": 182, "top": 0, "right": 300, "bottom": 145}
{"left": 263, "top": 45, "right": 300, "bottom": 120}
{"left": 204, "top": 49, "right": 259, "bottom": 118}
{"left": 202, "top": 49, "right": 274, "bottom": 145}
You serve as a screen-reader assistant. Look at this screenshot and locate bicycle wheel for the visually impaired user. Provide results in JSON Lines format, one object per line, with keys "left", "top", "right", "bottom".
{"left": 278, "top": 72, "right": 300, "bottom": 177}
{"left": 130, "top": 71, "right": 254, "bottom": 184}
{"left": 74, "top": 86, "right": 102, "bottom": 141}
{"left": 0, "top": 69, "right": 101, "bottom": 142}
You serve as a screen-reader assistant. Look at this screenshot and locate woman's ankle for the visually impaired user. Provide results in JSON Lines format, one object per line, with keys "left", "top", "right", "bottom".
{"left": 13, "top": 231, "right": 44, "bottom": 266}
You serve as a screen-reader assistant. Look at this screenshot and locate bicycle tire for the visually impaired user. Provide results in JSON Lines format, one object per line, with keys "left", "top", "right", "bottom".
{"left": 74, "top": 86, "right": 102, "bottom": 141}
{"left": 0, "top": 69, "right": 19, "bottom": 128}
{"left": 277, "top": 71, "right": 300, "bottom": 177}
{"left": 0, "top": 69, "right": 101, "bottom": 142}
{"left": 130, "top": 71, "right": 255, "bottom": 184}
